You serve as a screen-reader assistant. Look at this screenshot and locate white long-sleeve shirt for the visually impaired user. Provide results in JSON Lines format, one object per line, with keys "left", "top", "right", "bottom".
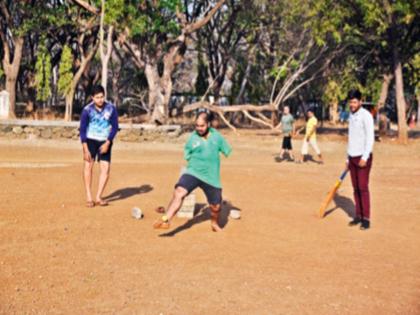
{"left": 347, "top": 107, "right": 374, "bottom": 161}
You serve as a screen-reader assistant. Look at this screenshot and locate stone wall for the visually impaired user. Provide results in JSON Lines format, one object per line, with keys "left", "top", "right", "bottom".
{"left": 0, "top": 120, "right": 182, "bottom": 142}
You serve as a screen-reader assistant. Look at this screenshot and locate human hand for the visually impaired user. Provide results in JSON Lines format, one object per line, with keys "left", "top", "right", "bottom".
{"left": 83, "top": 149, "right": 92, "bottom": 162}
{"left": 100, "top": 141, "right": 110, "bottom": 154}
{"left": 358, "top": 159, "right": 367, "bottom": 168}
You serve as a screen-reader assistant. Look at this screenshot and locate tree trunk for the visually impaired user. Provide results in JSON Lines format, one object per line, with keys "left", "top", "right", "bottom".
{"left": 417, "top": 94, "right": 420, "bottom": 127}
{"left": 5, "top": 77, "right": 17, "bottom": 118}
{"left": 145, "top": 50, "right": 177, "bottom": 124}
{"left": 393, "top": 48, "right": 408, "bottom": 144}
{"left": 112, "top": 73, "right": 120, "bottom": 107}
{"left": 329, "top": 101, "right": 339, "bottom": 125}
{"left": 377, "top": 73, "right": 393, "bottom": 110}
{"left": 64, "top": 41, "right": 99, "bottom": 121}
{"left": 2, "top": 37, "right": 24, "bottom": 118}
{"left": 64, "top": 85, "right": 76, "bottom": 121}
{"left": 100, "top": 0, "right": 113, "bottom": 95}
{"left": 235, "top": 62, "right": 251, "bottom": 104}
{"left": 145, "top": 63, "right": 167, "bottom": 124}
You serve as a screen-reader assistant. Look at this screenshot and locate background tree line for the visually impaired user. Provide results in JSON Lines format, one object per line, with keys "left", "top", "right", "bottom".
{"left": 0, "top": 0, "right": 418, "bottom": 143}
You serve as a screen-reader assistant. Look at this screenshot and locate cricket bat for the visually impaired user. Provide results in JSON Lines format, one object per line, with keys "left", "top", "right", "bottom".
{"left": 319, "top": 169, "right": 349, "bottom": 218}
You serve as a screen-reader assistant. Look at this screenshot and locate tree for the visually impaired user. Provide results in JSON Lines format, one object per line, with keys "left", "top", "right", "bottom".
{"left": 35, "top": 42, "right": 52, "bottom": 105}
{"left": 197, "top": 0, "right": 248, "bottom": 100}
{"left": 97, "top": 0, "right": 124, "bottom": 96}
{"left": 112, "top": 0, "right": 226, "bottom": 124}
{"left": 58, "top": 45, "right": 74, "bottom": 102}
{"left": 62, "top": 5, "right": 99, "bottom": 121}
{"left": 353, "top": 0, "right": 420, "bottom": 144}
{"left": 0, "top": 2, "right": 26, "bottom": 118}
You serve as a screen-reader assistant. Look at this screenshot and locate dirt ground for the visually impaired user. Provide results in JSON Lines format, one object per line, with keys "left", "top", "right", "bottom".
{"left": 0, "top": 130, "right": 419, "bottom": 315}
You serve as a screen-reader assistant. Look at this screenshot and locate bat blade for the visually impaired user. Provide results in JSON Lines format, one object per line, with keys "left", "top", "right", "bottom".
{"left": 319, "top": 170, "right": 348, "bottom": 218}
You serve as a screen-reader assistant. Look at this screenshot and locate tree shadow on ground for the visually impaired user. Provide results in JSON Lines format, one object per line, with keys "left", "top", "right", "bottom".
{"left": 324, "top": 193, "right": 355, "bottom": 218}
{"left": 104, "top": 184, "right": 153, "bottom": 202}
{"left": 159, "top": 200, "right": 240, "bottom": 237}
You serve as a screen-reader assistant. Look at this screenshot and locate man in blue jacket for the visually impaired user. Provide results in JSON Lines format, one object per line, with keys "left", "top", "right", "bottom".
{"left": 79, "top": 85, "right": 119, "bottom": 207}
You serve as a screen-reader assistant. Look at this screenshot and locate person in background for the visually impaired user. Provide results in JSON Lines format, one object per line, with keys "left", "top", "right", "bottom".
{"left": 79, "top": 85, "right": 119, "bottom": 208}
{"left": 296, "top": 108, "right": 323, "bottom": 164}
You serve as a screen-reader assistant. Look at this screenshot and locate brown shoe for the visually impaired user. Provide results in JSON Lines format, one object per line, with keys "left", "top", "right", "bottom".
{"left": 153, "top": 217, "right": 170, "bottom": 229}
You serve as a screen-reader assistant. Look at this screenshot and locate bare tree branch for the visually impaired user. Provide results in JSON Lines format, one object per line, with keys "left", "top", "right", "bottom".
{"left": 242, "top": 110, "right": 273, "bottom": 128}
{"left": 184, "top": 0, "right": 226, "bottom": 34}
{"left": 70, "top": 0, "right": 99, "bottom": 15}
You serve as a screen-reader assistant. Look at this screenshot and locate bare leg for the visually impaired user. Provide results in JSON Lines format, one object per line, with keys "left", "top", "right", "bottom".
{"left": 297, "top": 154, "right": 304, "bottom": 163}
{"left": 83, "top": 160, "right": 95, "bottom": 204}
{"left": 279, "top": 149, "right": 285, "bottom": 159}
{"left": 165, "top": 186, "right": 189, "bottom": 221}
{"left": 289, "top": 150, "right": 295, "bottom": 160}
{"left": 210, "top": 204, "right": 222, "bottom": 232}
{"left": 153, "top": 186, "right": 188, "bottom": 229}
{"left": 96, "top": 161, "right": 110, "bottom": 203}
{"left": 317, "top": 153, "right": 324, "bottom": 164}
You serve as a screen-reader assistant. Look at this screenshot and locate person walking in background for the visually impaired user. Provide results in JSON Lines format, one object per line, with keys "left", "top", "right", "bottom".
{"left": 296, "top": 108, "right": 323, "bottom": 164}
{"left": 276, "top": 106, "right": 295, "bottom": 161}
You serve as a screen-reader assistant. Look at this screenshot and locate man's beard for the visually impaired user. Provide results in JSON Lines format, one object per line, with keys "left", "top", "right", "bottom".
{"left": 198, "top": 128, "right": 210, "bottom": 137}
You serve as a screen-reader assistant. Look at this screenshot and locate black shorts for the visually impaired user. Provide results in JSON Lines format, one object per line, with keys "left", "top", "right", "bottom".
{"left": 175, "top": 174, "right": 222, "bottom": 205}
{"left": 282, "top": 136, "right": 292, "bottom": 150}
{"left": 86, "top": 139, "right": 112, "bottom": 162}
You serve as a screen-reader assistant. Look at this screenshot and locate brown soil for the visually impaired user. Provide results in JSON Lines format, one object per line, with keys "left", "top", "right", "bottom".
{"left": 1, "top": 131, "right": 419, "bottom": 315}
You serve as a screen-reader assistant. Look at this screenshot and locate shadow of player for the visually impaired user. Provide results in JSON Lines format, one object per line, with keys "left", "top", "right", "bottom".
{"left": 159, "top": 200, "right": 240, "bottom": 237}
{"left": 104, "top": 184, "right": 153, "bottom": 202}
{"left": 324, "top": 193, "right": 355, "bottom": 218}
{"left": 302, "top": 154, "right": 322, "bottom": 164}
{"left": 274, "top": 153, "right": 294, "bottom": 163}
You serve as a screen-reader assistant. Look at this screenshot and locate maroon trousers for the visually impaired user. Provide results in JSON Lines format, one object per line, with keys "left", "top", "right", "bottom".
{"left": 348, "top": 155, "right": 372, "bottom": 220}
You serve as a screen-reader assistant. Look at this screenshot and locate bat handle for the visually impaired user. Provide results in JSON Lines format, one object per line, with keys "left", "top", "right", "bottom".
{"left": 339, "top": 169, "right": 349, "bottom": 181}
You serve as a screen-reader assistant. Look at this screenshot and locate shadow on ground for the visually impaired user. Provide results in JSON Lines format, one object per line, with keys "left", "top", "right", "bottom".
{"left": 324, "top": 193, "right": 355, "bottom": 218}
{"left": 159, "top": 200, "right": 241, "bottom": 237}
{"left": 104, "top": 184, "right": 153, "bottom": 202}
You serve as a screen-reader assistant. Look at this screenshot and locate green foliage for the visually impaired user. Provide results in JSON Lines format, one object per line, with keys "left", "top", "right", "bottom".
{"left": 323, "top": 57, "right": 364, "bottom": 105}
{"left": 364, "top": 70, "right": 382, "bottom": 104}
{"left": 58, "top": 46, "right": 74, "bottom": 97}
{"left": 412, "top": 54, "right": 420, "bottom": 93}
{"left": 35, "top": 42, "right": 52, "bottom": 102}
{"left": 405, "top": 53, "right": 420, "bottom": 97}
{"left": 357, "top": 0, "right": 418, "bottom": 35}
{"left": 323, "top": 80, "right": 342, "bottom": 105}
{"left": 307, "top": 0, "right": 353, "bottom": 46}
{"left": 12, "top": 2, "right": 70, "bottom": 37}
{"left": 110, "top": 0, "right": 183, "bottom": 39}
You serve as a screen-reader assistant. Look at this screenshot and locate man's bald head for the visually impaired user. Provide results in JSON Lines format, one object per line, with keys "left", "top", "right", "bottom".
{"left": 196, "top": 111, "right": 210, "bottom": 123}
{"left": 195, "top": 111, "right": 210, "bottom": 137}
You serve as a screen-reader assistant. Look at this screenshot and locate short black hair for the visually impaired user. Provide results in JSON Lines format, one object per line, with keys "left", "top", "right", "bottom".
{"left": 91, "top": 85, "right": 105, "bottom": 96}
{"left": 347, "top": 89, "right": 362, "bottom": 101}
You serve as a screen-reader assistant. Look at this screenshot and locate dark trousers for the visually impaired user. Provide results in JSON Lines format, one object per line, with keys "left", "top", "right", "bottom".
{"left": 349, "top": 155, "right": 372, "bottom": 220}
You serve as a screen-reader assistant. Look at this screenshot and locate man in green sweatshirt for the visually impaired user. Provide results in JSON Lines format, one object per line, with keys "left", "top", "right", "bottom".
{"left": 153, "top": 111, "right": 232, "bottom": 232}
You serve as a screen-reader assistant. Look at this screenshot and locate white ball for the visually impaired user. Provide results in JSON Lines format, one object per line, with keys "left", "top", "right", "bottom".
{"left": 229, "top": 209, "right": 241, "bottom": 219}
{"left": 131, "top": 207, "right": 144, "bottom": 219}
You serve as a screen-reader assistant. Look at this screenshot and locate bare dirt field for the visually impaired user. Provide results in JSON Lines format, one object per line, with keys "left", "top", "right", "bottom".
{"left": 1, "top": 130, "right": 419, "bottom": 315}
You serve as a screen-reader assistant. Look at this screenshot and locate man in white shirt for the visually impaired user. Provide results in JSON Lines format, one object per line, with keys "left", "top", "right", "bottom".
{"left": 346, "top": 90, "right": 374, "bottom": 230}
